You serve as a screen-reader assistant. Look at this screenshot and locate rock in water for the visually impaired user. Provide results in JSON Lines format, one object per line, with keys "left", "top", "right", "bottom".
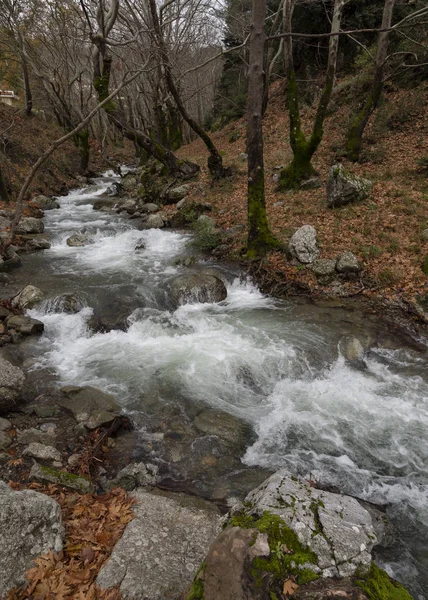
{"left": 0, "top": 357, "right": 25, "bottom": 414}
{"left": 32, "top": 195, "right": 60, "bottom": 210}
{"left": 0, "top": 481, "right": 63, "bottom": 597}
{"left": 57, "top": 385, "right": 121, "bottom": 429}
{"left": 170, "top": 272, "right": 227, "bottom": 306}
{"left": 244, "top": 470, "right": 376, "bottom": 578}
{"left": 66, "top": 232, "right": 93, "bottom": 247}
{"left": 289, "top": 225, "right": 320, "bottom": 264}
{"left": 327, "top": 164, "right": 372, "bottom": 208}
{"left": 6, "top": 315, "right": 44, "bottom": 335}
{"left": 11, "top": 284, "right": 44, "bottom": 310}
{"left": 339, "top": 335, "right": 365, "bottom": 363}
{"left": 16, "top": 217, "right": 45, "bottom": 234}
{"left": 146, "top": 214, "right": 165, "bottom": 229}
{"left": 96, "top": 489, "right": 222, "bottom": 600}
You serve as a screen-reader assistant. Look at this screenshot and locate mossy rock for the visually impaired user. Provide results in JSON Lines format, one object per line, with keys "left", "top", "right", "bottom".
{"left": 355, "top": 563, "right": 413, "bottom": 600}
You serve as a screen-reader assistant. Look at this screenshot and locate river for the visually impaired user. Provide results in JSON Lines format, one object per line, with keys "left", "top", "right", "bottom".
{"left": 9, "top": 171, "right": 428, "bottom": 598}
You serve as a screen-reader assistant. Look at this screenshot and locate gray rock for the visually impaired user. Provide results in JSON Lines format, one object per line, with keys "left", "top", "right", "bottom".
{"left": 201, "top": 527, "right": 271, "bottom": 600}
{"left": 0, "top": 357, "right": 25, "bottom": 414}
{"left": 26, "top": 238, "right": 51, "bottom": 251}
{"left": 57, "top": 385, "right": 121, "bottom": 427}
{"left": 0, "top": 482, "right": 63, "bottom": 597}
{"left": 118, "top": 199, "right": 138, "bottom": 214}
{"left": 134, "top": 240, "right": 146, "bottom": 251}
{"left": 0, "top": 417, "right": 11, "bottom": 431}
{"left": 144, "top": 214, "right": 164, "bottom": 229}
{"left": 30, "top": 463, "right": 94, "bottom": 493}
{"left": 327, "top": 164, "right": 372, "bottom": 208}
{"left": 18, "top": 428, "right": 56, "bottom": 446}
{"left": 289, "top": 225, "right": 320, "bottom": 264}
{"left": 6, "top": 315, "right": 44, "bottom": 335}
{"left": 96, "top": 488, "right": 222, "bottom": 600}
{"left": 197, "top": 215, "right": 217, "bottom": 228}
{"left": 170, "top": 272, "right": 227, "bottom": 306}
{"left": 339, "top": 335, "right": 365, "bottom": 362}
{"left": 93, "top": 197, "right": 117, "bottom": 211}
{"left": 0, "top": 431, "right": 11, "bottom": 449}
{"left": 141, "top": 203, "right": 160, "bottom": 213}
{"left": 0, "top": 306, "right": 13, "bottom": 320}
{"left": 313, "top": 259, "right": 337, "bottom": 283}
{"left": 194, "top": 408, "right": 253, "bottom": 450}
{"left": 0, "top": 216, "right": 11, "bottom": 230}
{"left": 336, "top": 251, "right": 361, "bottom": 274}
{"left": 166, "top": 184, "right": 193, "bottom": 203}
{"left": 421, "top": 229, "right": 428, "bottom": 241}
{"left": 66, "top": 232, "right": 93, "bottom": 247}
{"left": 105, "top": 462, "right": 159, "bottom": 491}
{"left": 121, "top": 174, "right": 138, "bottom": 191}
{"left": 245, "top": 470, "right": 376, "bottom": 578}
{"left": 16, "top": 217, "right": 45, "bottom": 234}
{"left": 238, "top": 153, "right": 248, "bottom": 162}
{"left": 2, "top": 246, "right": 21, "bottom": 268}
{"left": 47, "top": 293, "right": 85, "bottom": 314}
{"left": 23, "top": 442, "right": 62, "bottom": 462}
{"left": 32, "top": 195, "right": 60, "bottom": 210}
{"left": 11, "top": 284, "right": 44, "bottom": 310}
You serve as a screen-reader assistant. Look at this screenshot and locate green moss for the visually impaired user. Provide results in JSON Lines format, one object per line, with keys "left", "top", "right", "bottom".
{"left": 229, "top": 511, "right": 319, "bottom": 587}
{"left": 355, "top": 563, "right": 413, "bottom": 600}
{"left": 186, "top": 563, "right": 205, "bottom": 600}
{"left": 37, "top": 466, "right": 93, "bottom": 492}
{"left": 247, "top": 169, "right": 281, "bottom": 258}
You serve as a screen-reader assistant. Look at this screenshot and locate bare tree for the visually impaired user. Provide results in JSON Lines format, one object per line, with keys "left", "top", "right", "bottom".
{"left": 279, "top": 0, "right": 348, "bottom": 190}
{"left": 247, "top": 0, "right": 278, "bottom": 258}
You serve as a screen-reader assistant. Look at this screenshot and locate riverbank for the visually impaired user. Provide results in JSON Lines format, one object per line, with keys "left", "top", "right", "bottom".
{"left": 175, "top": 81, "right": 428, "bottom": 333}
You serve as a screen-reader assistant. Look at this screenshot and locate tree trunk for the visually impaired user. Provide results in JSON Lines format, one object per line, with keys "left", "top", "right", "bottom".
{"left": 346, "top": 0, "right": 396, "bottom": 161}
{"left": 279, "top": 0, "right": 346, "bottom": 190}
{"left": 0, "top": 164, "right": 10, "bottom": 203}
{"left": 247, "top": 0, "right": 279, "bottom": 258}
{"left": 21, "top": 54, "right": 33, "bottom": 117}
{"left": 77, "top": 129, "right": 90, "bottom": 174}
{"left": 148, "top": 0, "right": 229, "bottom": 180}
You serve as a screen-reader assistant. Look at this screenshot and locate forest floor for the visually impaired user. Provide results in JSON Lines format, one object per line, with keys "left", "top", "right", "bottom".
{"left": 177, "top": 80, "right": 428, "bottom": 318}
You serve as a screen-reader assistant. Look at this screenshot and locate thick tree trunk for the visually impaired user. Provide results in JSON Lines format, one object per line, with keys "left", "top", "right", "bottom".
{"left": 148, "top": 0, "right": 229, "bottom": 180}
{"left": 346, "top": 0, "right": 396, "bottom": 161}
{"left": 21, "top": 54, "right": 33, "bottom": 117}
{"left": 77, "top": 129, "right": 90, "bottom": 174}
{"left": 279, "top": 0, "right": 346, "bottom": 190}
{"left": 247, "top": 0, "right": 278, "bottom": 258}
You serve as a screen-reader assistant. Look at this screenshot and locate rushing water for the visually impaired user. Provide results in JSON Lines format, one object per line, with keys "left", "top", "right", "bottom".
{"left": 9, "top": 172, "right": 428, "bottom": 598}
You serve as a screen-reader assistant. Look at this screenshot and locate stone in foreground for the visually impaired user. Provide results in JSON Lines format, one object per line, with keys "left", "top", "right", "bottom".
{"left": 16, "top": 217, "right": 45, "bottom": 234}
{"left": 327, "top": 164, "right": 372, "bottom": 208}
{"left": 30, "top": 463, "right": 94, "bottom": 493}
{"left": 57, "top": 385, "right": 121, "bottom": 428}
{"left": 11, "top": 284, "right": 44, "bottom": 310}
{"left": 97, "top": 488, "right": 223, "bottom": 600}
{"left": 244, "top": 470, "right": 376, "bottom": 578}
{"left": 0, "top": 481, "right": 63, "bottom": 597}
{"left": 289, "top": 225, "right": 320, "bottom": 264}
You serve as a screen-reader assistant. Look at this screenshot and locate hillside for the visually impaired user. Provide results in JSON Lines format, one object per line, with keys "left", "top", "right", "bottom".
{"left": 177, "top": 80, "right": 428, "bottom": 316}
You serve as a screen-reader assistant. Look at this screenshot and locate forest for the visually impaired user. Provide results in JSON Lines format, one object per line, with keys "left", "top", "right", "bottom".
{"left": 0, "top": 1, "right": 428, "bottom": 600}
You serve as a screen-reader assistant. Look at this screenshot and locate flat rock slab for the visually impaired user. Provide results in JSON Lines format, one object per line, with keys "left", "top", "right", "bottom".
{"left": 245, "top": 470, "right": 376, "bottom": 578}
{"left": 0, "top": 481, "right": 63, "bottom": 597}
{"left": 30, "top": 463, "right": 94, "bottom": 493}
{"left": 0, "top": 356, "right": 25, "bottom": 414}
{"left": 97, "top": 488, "right": 223, "bottom": 600}
{"left": 58, "top": 385, "right": 121, "bottom": 428}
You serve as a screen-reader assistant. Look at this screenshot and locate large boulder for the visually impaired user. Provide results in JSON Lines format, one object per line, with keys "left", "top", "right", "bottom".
{"left": 0, "top": 481, "right": 63, "bottom": 597}
{"left": 26, "top": 238, "right": 51, "bottom": 251}
{"left": 57, "top": 385, "right": 121, "bottom": 429}
{"left": 96, "top": 488, "right": 222, "bottom": 600}
{"left": 244, "top": 470, "right": 376, "bottom": 578}
{"left": 289, "top": 225, "right": 320, "bottom": 264}
{"left": 146, "top": 214, "right": 165, "bottom": 229}
{"left": 0, "top": 357, "right": 25, "bottom": 414}
{"left": 11, "top": 284, "right": 44, "bottom": 310}
{"left": 66, "top": 232, "right": 93, "bottom": 247}
{"left": 170, "top": 272, "right": 227, "bottom": 306}
{"left": 32, "top": 195, "right": 60, "bottom": 210}
{"left": 16, "top": 217, "right": 45, "bottom": 234}
{"left": 327, "top": 164, "right": 372, "bottom": 208}
{"left": 121, "top": 173, "right": 138, "bottom": 192}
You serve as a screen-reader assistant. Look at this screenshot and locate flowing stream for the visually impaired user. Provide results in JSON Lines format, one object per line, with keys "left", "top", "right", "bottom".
{"left": 9, "top": 172, "right": 428, "bottom": 598}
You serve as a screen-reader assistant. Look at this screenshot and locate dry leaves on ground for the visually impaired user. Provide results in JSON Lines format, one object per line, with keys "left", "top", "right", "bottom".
{"left": 7, "top": 484, "right": 136, "bottom": 600}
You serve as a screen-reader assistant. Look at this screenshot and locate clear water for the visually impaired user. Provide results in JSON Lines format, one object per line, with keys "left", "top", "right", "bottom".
{"left": 11, "top": 173, "right": 428, "bottom": 598}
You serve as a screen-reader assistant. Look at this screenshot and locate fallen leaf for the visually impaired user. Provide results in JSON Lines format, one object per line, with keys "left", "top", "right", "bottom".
{"left": 283, "top": 578, "right": 299, "bottom": 597}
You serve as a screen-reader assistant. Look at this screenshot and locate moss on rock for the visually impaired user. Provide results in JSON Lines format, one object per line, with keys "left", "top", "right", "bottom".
{"left": 355, "top": 563, "right": 413, "bottom": 600}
